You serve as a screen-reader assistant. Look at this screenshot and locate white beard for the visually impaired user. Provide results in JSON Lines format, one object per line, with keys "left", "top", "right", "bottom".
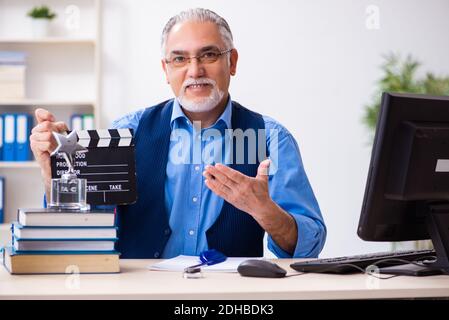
{"left": 177, "top": 79, "right": 225, "bottom": 113}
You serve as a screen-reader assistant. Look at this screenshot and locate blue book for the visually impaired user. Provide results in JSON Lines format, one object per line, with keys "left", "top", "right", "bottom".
{"left": 2, "top": 114, "right": 15, "bottom": 161}
{"left": 0, "top": 177, "right": 4, "bottom": 223}
{"left": 0, "top": 51, "right": 26, "bottom": 65}
{"left": 12, "top": 222, "right": 117, "bottom": 239}
{"left": 15, "top": 113, "right": 33, "bottom": 161}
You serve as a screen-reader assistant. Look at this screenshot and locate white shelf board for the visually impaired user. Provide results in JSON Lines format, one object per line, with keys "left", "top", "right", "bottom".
{"left": 0, "top": 100, "right": 95, "bottom": 106}
{"left": 0, "top": 161, "right": 39, "bottom": 169}
{"left": 0, "top": 38, "right": 96, "bottom": 45}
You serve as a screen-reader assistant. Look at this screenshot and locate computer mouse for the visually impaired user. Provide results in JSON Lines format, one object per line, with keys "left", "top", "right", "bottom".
{"left": 237, "top": 259, "right": 287, "bottom": 278}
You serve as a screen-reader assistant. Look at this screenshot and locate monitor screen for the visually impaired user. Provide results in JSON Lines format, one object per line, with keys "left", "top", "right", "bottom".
{"left": 358, "top": 92, "right": 449, "bottom": 243}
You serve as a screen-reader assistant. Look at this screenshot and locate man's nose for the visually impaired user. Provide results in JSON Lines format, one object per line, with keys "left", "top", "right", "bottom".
{"left": 186, "top": 58, "right": 205, "bottom": 78}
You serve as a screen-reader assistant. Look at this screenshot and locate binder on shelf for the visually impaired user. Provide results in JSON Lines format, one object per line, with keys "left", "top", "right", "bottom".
{"left": 70, "top": 114, "right": 83, "bottom": 132}
{"left": 2, "top": 114, "right": 15, "bottom": 161}
{"left": 83, "top": 114, "right": 94, "bottom": 130}
{"left": 0, "top": 176, "right": 4, "bottom": 223}
{"left": 15, "top": 113, "right": 33, "bottom": 161}
{"left": 0, "top": 115, "right": 3, "bottom": 161}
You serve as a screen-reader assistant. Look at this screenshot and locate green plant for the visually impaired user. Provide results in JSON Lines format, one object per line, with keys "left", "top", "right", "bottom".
{"left": 363, "top": 53, "right": 449, "bottom": 132}
{"left": 27, "top": 5, "right": 57, "bottom": 20}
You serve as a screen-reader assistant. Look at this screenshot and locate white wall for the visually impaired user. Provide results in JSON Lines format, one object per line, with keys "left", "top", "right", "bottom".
{"left": 101, "top": 0, "right": 449, "bottom": 258}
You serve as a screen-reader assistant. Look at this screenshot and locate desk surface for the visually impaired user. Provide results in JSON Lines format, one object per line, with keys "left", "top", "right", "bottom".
{"left": 1, "top": 259, "right": 449, "bottom": 299}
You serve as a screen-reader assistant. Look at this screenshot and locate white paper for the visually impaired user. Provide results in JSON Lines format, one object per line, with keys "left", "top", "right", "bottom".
{"left": 148, "top": 255, "right": 260, "bottom": 273}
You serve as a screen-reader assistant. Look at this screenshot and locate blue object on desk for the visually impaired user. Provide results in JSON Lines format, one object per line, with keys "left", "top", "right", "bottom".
{"left": 184, "top": 249, "right": 227, "bottom": 274}
{"left": 200, "top": 249, "right": 227, "bottom": 265}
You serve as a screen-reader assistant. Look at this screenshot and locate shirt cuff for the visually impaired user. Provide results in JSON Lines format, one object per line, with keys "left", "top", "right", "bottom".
{"left": 268, "top": 213, "right": 325, "bottom": 258}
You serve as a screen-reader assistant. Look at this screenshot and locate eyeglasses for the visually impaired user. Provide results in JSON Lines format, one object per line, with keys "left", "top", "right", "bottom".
{"left": 165, "top": 48, "right": 232, "bottom": 68}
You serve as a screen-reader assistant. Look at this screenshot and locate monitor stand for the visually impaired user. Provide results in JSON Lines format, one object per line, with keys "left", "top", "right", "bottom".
{"left": 379, "top": 262, "right": 444, "bottom": 276}
{"left": 380, "top": 203, "right": 449, "bottom": 277}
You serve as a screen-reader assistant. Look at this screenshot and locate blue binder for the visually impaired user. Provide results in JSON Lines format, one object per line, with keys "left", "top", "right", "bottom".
{"left": 2, "top": 114, "right": 15, "bottom": 161}
{"left": 70, "top": 114, "right": 83, "bottom": 131}
{"left": 0, "top": 115, "right": 3, "bottom": 161}
{"left": 0, "top": 177, "right": 4, "bottom": 223}
{"left": 15, "top": 113, "right": 33, "bottom": 161}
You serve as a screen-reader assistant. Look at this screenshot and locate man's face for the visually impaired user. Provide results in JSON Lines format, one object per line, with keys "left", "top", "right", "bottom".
{"left": 162, "top": 21, "right": 238, "bottom": 112}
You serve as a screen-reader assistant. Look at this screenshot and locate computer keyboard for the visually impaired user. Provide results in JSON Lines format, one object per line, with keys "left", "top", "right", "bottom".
{"left": 290, "top": 249, "right": 436, "bottom": 274}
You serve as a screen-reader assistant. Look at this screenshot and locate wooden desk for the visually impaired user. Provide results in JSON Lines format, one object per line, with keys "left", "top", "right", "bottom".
{"left": 1, "top": 259, "right": 449, "bottom": 299}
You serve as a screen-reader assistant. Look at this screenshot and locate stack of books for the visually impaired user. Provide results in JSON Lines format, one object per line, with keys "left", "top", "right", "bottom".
{"left": 0, "top": 51, "right": 26, "bottom": 100}
{"left": 3, "top": 208, "right": 120, "bottom": 274}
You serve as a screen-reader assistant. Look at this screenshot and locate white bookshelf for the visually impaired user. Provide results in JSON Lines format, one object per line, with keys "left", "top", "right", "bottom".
{"left": 0, "top": 99, "right": 95, "bottom": 106}
{"left": 0, "top": 161, "right": 39, "bottom": 168}
{"left": 0, "top": 38, "right": 96, "bottom": 45}
{"left": 0, "top": 0, "right": 102, "bottom": 224}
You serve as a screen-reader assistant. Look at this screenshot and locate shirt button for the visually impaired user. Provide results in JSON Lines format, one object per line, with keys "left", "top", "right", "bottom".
{"left": 194, "top": 165, "right": 200, "bottom": 171}
{"left": 192, "top": 197, "right": 198, "bottom": 202}
{"left": 189, "top": 230, "right": 195, "bottom": 236}
{"left": 154, "top": 252, "right": 160, "bottom": 258}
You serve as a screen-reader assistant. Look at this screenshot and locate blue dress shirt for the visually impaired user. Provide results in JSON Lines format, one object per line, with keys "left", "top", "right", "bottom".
{"left": 112, "top": 98, "right": 326, "bottom": 258}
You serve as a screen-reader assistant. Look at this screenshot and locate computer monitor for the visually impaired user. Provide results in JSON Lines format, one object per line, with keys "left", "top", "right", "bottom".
{"left": 358, "top": 92, "right": 449, "bottom": 275}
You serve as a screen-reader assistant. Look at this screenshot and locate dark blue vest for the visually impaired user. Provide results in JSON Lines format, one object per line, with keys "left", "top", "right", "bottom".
{"left": 116, "top": 99, "right": 267, "bottom": 258}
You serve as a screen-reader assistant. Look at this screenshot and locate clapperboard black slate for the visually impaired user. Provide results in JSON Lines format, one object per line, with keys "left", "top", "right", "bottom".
{"left": 50, "top": 129, "right": 137, "bottom": 205}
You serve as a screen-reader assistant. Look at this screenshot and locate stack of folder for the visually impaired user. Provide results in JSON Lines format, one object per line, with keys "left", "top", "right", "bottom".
{"left": 0, "top": 51, "right": 26, "bottom": 100}
{"left": 70, "top": 114, "right": 95, "bottom": 131}
{"left": 3, "top": 208, "right": 120, "bottom": 274}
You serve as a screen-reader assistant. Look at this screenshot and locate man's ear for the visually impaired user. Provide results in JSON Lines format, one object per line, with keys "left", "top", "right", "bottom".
{"left": 161, "top": 59, "right": 170, "bottom": 84}
{"left": 229, "top": 49, "right": 238, "bottom": 76}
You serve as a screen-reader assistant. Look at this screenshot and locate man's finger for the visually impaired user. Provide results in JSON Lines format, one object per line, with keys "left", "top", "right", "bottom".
{"left": 204, "top": 165, "right": 238, "bottom": 189}
{"left": 32, "top": 121, "right": 53, "bottom": 133}
{"left": 54, "top": 121, "right": 69, "bottom": 132}
{"left": 35, "top": 108, "right": 55, "bottom": 123}
{"left": 30, "top": 140, "right": 53, "bottom": 153}
{"left": 31, "top": 121, "right": 68, "bottom": 134}
{"left": 205, "top": 177, "right": 232, "bottom": 200}
{"left": 256, "top": 159, "right": 271, "bottom": 182}
{"left": 30, "top": 131, "right": 54, "bottom": 142}
{"left": 213, "top": 163, "right": 246, "bottom": 184}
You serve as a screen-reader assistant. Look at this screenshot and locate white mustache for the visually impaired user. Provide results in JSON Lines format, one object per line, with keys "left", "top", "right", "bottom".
{"left": 181, "top": 78, "right": 216, "bottom": 92}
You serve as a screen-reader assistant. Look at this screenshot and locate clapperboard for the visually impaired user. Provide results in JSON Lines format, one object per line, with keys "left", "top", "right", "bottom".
{"left": 50, "top": 129, "right": 137, "bottom": 205}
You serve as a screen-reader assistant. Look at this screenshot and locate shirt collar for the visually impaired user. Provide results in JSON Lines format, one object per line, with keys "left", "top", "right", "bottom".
{"left": 170, "top": 96, "right": 233, "bottom": 129}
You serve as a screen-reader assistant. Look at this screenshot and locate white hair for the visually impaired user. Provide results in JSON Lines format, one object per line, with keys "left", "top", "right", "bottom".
{"left": 161, "top": 8, "right": 234, "bottom": 57}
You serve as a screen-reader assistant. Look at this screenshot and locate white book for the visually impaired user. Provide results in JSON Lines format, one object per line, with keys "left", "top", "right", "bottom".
{"left": 148, "top": 255, "right": 262, "bottom": 273}
{"left": 0, "top": 65, "right": 26, "bottom": 81}
{"left": 18, "top": 208, "right": 115, "bottom": 227}
{"left": 0, "top": 82, "right": 25, "bottom": 99}
{"left": 13, "top": 223, "right": 117, "bottom": 240}
{"left": 13, "top": 239, "right": 116, "bottom": 252}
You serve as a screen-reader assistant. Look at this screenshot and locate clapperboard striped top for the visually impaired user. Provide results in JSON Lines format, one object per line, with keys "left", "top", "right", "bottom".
{"left": 76, "top": 129, "right": 134, "bottom": 148}
{"left": 51, "top": 128, "right": 137, "bottom": 205}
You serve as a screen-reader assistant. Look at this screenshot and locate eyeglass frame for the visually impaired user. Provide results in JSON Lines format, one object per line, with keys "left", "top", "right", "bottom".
{"left": 164, "top": 48, "right": 233, "bottom": 68}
